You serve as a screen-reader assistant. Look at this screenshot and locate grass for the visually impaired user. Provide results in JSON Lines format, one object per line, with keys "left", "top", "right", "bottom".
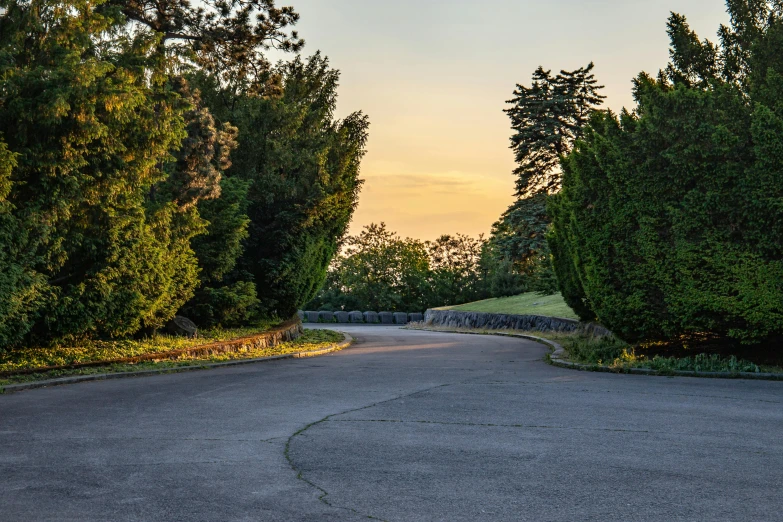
{"left": 438, "top": 292, "right": 578, "bottom": 320}
{"left": 0, "top": 329, "right": 344, "bottom": 387}
{"left": 408, "top": 324, "right": 783, "bottom": 376}
{"left": 0, "top": 323, "right": 279, "bottom": 375}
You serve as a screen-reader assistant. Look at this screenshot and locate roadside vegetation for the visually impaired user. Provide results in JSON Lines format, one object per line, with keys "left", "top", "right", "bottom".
{"left": 0, "top": 1, "right": 366, "bottom": 364}
{"left": 0, "top": 329, "right": 343, "bottom": 387}
{"left": 446, "top": 0, "right": 783, "bottom": 372}
{"left": 307, "top": 223, "right": 531, "bottom": 313}
{"left": 409, "top": 324, "right": 783, "bottom": 376}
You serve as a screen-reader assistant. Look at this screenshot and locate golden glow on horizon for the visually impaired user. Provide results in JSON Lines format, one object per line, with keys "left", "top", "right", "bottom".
{"left": 282, "top": 0, "right": 730, "bottom": 240}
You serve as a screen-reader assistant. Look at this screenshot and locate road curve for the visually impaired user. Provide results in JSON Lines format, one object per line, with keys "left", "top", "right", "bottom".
{"left": 2, "top": 325, "right": 781, "bottom": 521}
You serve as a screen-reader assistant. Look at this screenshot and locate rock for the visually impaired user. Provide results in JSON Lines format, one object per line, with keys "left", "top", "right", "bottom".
{"left": 408, "top": 313, "right": 424, "bottom": 323}
{"left": 350, "top": 311, "right": 364, "bottom": 323}
{"left": 363, "top": 311, "right": 379, "bottom": 324}
{"left": 379, "top": 312, "right": 394, "bottom": 325}
{"left": 165, "top": 316, "right": 198, "bottom": 339}
{"left": 306, "top": 311, "right": 320, "bottom": 323}
{"left": 319, "top": 311, "right": 335, "bottom": 323}
{"left": 335, "top": 311, "right": 350, "bottom": 323}
{"left": 393, "top": 312, "right": 408, "bottom": 325}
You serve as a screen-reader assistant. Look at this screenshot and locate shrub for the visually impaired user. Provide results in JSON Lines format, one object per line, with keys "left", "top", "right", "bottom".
{"left": 549, "top": 3, "right": 783, "bottom": 345}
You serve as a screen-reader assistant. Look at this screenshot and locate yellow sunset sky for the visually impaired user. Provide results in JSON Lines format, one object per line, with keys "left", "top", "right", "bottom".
{"left": 283, "top": 0, "right": 731, "bottom": 240}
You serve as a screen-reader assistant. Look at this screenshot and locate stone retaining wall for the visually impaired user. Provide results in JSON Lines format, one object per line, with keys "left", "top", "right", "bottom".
{"left": 423, "top": 309, "right": 612, "bottom": 337}
{"left": 300, "top": 311, "right": 424, "bottom": 325}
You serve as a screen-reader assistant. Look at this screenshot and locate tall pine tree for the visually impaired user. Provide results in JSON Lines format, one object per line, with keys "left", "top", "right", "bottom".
{"left": 487, "top": 64, "right": 604, "bottom": 294}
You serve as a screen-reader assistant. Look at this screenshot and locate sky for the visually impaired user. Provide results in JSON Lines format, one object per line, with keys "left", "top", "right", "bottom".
{"left": 278, "top": 0, "right": 731, "bottom": 241}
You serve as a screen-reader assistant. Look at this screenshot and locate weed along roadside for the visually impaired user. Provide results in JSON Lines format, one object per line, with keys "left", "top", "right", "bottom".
{"left": 0, "top": 326, "right": 353, "bottom": 394}
{"left": 410, "top": 310, "right": 783, "bottom": 381}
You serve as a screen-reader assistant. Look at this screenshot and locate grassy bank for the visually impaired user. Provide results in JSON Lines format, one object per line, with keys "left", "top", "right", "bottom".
{"left": 438, "top": 292, "right": 578, "bottom": 320}
{"left": 0, "top": 329, "right": 344, "bottom": 387}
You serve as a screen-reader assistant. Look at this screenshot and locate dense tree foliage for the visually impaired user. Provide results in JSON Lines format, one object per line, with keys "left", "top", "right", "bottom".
{"left": 0, "top": 0, "right": 368, "bottom": 347}
{"left": 550, "top": 0, "right": 783, "bottom": 344}
{"left": 427, "top": 233, "right": 485, "bottom": 307}
{"left": 312, "top": 224, "right": 430, "bottom": 312}
{"left": 308, "top": 224, "right": 492, "bottom": 312}
{"left": 485, "top": 64, "right": 604, "bottom": 295}
{"left": 196, "top": 53, "right": 369, "bottom": 319}
{"left": 106, "top": 0, "right": 304, "bottom": 87}
{"left": 0, "top": 1, "right": 203, "bottom": 345}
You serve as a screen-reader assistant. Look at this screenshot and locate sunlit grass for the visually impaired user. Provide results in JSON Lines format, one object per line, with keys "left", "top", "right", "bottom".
{"left": 0, "top": 323, "right": 281, "bottom": 374}
{"left": 0, "top": 329, "right": 345, "bottom": 387}
{"left": 437, "top": 292, "right": 578, "bottom": 320}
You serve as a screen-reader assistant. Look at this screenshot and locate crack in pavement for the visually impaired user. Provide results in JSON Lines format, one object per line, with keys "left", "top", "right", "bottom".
{"left": 328, "top": 418, "right": 651, "bottom": 433}
{"left": 2, "top": 459, "right": 281, "bottom": 469}
{"left": 283, "top": 379, "right": 490, "bottom": 522}
{"left": 574, "top": 388, "right": 783, "bottom": 404}
{"left": 1, "top": 436, "right": 285, "bottom": 444}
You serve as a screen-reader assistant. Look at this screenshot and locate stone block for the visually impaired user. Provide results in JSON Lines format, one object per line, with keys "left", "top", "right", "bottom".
{"left": 306, "top": 311, "right": 320, "bottom": 323}
{"left": 379, "top": 312, "right": 394, "bottom": 324}
{"left": 393, "top": 312, "right": 408, "bottom": 325}
{"left": 408, "top": 313, "right": 424, "bottom": 323}
{"left": 166, "top": 316, "right": 198, "bottom": 338}
{"left": 335, "top": 311, "right": 350, "bottom": 323}
{"left": 363, "top": 311, "right": 379, "bottom": 324}
{"left": 318, "top": 311, "right": 335, "bottom": 323}
{"left": 350, "top": 311, "right": 364, "bottom": 323}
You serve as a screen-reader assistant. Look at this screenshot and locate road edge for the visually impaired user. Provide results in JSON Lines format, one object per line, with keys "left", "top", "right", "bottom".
{"left": 408, "top": 327, "right": 783, "bottom": 381}
{"left": 0, "top": 333, "right": 354, "bottom": 395}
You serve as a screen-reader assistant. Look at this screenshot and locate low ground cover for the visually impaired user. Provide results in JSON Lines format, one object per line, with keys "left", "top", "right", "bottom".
{"left": 408, "top": 324, "right": 783, "bottom": 376}
{"left": 437, "top": 292, "right": 578, "bottom": 320}
{"left": 0, "top": 323, "right": 277, "bottom": 374}
{"left": 0, "top": 329, "right": 344, "bottom": 387}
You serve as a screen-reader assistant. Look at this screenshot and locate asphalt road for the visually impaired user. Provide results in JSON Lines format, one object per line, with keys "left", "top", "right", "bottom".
{"left": 2, "top": 325, "right": 782, "bottom": 522}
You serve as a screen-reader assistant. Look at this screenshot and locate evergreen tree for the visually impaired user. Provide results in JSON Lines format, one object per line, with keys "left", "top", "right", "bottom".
{"left": 198, "top": 53, "right": 369, "bottom": 319}
{"left": 182, "top": 176, "right": 260, "bottom": 327}
{"left": 487, "top": 64, "right": 604, "bottom": 296}
{"left": 506, "top": 63, "right": 604, "bottom": 198}
{"left": 105, "top": 0, "right": 304, "bottom": 89}
{"left": 0, "top": 0, "right": 198, "bottom": 344}
{"left": 0, "top": 0, "right": 285, "bottom": 346}
{"left": 550, "top": 1, "right": 783, "bottom": 344}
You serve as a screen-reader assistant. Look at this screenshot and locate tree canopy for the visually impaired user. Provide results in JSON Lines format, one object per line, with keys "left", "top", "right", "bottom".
{"left": 549, "top": 0, "right": 783, "bottom": 344}
{"left": 484, "top": 63, "right": 604, "bottom": 296}
{"left": 0, "top": 0, "right": 369, "bottom": 348}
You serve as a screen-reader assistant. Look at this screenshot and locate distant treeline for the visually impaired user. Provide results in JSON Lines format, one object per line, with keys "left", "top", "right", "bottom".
{"left": 307, "top": 222, "right": 555, "bottom": 313}
{"left": 0, "top": 1, "right": 367, "bottom": 350}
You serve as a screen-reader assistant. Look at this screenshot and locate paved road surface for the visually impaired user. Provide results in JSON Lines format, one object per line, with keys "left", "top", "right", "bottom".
{"left": 2, "top": 325, "right": 782, "bottom": 521}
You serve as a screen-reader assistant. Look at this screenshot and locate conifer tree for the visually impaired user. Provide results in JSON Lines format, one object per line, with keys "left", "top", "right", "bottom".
{"left": 107, "top": 0, "right": 304, "bottom": 90}
{"left": 487, "top": 64, "right": 604, "bottom": 294}
{"left": 550, "top": 0, "right": 783, "bottom": 344}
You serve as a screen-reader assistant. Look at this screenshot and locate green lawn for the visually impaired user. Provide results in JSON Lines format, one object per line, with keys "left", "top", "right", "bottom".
{"left": 439, "top": 292, "right": 578, "bottom": 320}
{"left": 0, "top": 329, "right": 344, "bottom": 386}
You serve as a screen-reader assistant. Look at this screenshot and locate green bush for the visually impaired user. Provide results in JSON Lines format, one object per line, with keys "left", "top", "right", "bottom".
{"left": 549, "top": 3, "right": 783, "bottom": 345}
{"left": 195, "top": 54, "right": 369, "bottom": 319}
